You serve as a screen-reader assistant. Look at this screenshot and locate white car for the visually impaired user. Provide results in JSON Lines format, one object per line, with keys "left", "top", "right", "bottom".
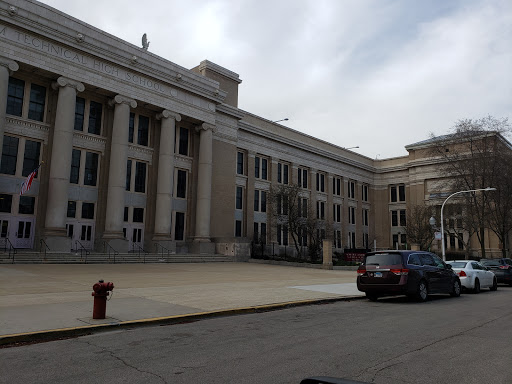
{"left": 446, "top": 260, "right": 498, "bottom": 293}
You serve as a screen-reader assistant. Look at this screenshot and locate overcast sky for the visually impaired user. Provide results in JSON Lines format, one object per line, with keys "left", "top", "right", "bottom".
{"left": 39, "top": 0, "right": 511, "bottom": 159}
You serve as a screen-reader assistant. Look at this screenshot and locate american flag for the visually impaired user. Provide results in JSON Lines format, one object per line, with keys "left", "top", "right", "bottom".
{"left": 20, "top": 163, "right": 42, "bottom": 196}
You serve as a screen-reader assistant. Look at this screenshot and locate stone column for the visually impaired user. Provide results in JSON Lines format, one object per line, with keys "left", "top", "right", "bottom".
{"left": 103, "top": 95, "right": 137, "bottom": 252}
{"left": 153, "top": 110, "right": 181, "bottom": 244}
{"left": 190, "top": 123, "right": 215, "bottom": 254}
{"left": 45, "top": 77, "right": 85, "bottom": 251}
{"left": 0, "top": 58, "right": 19, "bottom": 169}
{"left": 246, "top": 152, "right": 256, "bottom": 241}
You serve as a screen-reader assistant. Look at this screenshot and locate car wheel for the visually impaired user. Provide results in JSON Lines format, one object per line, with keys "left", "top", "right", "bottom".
{"left": 490, "top": 278, "right": 498, "bottom": 291}
{"left": 366, "top": 293, "right": 378, "bottom": 301}
{"left": 416, "top": 280, "right": 428, "bottom": 302}
{"left": 473, "top": 278, "right": 480, "bottom": 294}
{"left": 450, "top": 279, "right": 461, "bottom": 297}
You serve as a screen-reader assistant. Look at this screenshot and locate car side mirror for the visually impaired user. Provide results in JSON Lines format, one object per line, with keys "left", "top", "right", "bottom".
{"left": 446, "top": 264, "right": 452, "bottom": 270}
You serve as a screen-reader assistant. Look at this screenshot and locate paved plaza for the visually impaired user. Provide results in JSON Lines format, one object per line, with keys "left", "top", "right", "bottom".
{"left": 0, "top": 262, "right": 362, "bottom": 342}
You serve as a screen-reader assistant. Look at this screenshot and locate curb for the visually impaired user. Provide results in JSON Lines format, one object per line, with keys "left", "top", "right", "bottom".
{"left": 0, "top": 295, "right": 364, "bottom": 347}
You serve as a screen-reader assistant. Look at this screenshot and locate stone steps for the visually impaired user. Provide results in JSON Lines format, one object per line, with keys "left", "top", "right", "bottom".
{"left": 0, "top": 252, "right": 235, "bottom": 264}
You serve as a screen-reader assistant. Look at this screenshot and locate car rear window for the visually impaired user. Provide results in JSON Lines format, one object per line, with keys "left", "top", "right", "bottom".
{"left": 482, "top": 260, "right": 501, "bottom": 267}
{"left": 365, "top": 253, "right": 402, "bottom": 266}
{"left": 448, "top": 262, "right": 467, "bottom": 268}
{"left": 505, "top": 259, "right": 512, "bottom": 266}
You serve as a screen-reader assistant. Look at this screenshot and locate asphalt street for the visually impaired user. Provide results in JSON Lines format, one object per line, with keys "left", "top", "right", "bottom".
{"left": 2, "top": 286, "right": 511, "bottom": 384}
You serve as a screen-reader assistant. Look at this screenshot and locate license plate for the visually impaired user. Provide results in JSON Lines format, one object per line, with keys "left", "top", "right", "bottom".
{"left": 374, "top": 272, "right": 382, "bottom": 278}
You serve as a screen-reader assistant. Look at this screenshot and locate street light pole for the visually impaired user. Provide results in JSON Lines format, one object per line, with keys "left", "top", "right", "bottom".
{"left": 440, "top": 187, "right": 496, "bottom": 261}
{"left": 272, "top": 118, "right": 289, "bottom": 123}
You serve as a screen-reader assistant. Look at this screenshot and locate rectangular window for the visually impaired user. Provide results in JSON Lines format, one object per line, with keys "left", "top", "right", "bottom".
{"left": 28, "top": 83, "right": 46, "bottom": 122}
{"left": 349, "top": 232, "right": 356, "bottom": 248}
{"left": 316, "top": 173, "right": 325, "bottom": 192}
{"left": 67, "top": 201, "right": 76, "bottom": 218}
{"left": 133, "top": 207, "right": 144, "bottom": 223}
{"left": 74, "top": 97, "right": 86, "bottom": 131}
{"left": 1, "top": 136, "right": 19, "bottom": 175}
{"left": 283, "top": 164, "right": 288, "bottom": 184}
{"left": 362, "top": 185, "right": 369, "bottom": 202}
{"left": 401, "top": 234, "right": 407, "bottom": 247}
{"left": 348, "top": 181, "right": 356, "bottom": 199}
{"left": 391, "top": 210, "right": 398, "bottom": 226}
{"left": 363, "top": 209, "right": 369, "bottom": 226}
{"left": 316, "top": 201, "right": 325, "bottom": 220}
{"left": 124, "top": 207, "right": 129, "bottom": 222}
{"left": 458, "top": 234, "right": 464, "bottom": 250}
{"left": 333, "top": 204, "right": 341, "bottom": 222}
{"left": 261, "top": 158, "right": 267, "bottom": 180}
{"left": 88, "top": 101, "right": 102, "bottom": 135}
{"left": 261, "top": 223, "right": 267, "bottom": 244}
{"left": 255, "top": 156, "right": 260, "bottom": 179}
{"left": 137, "top": 115, "right": 149, "bottom": 146}
{"left": 254, "top": 190, "right": 260, "bottom": 212}
{"left": 84, "top": 152, "right": 99, "bottom": 186}
{"left": 348, "top": 206, "right": 356, "bottom": 224}
{"left": 176, "top": 169, "right": 187, "bottom": 198}
{"left": 235, "top": 220, "right": 242, "bottom": 237}
{"left": 126, "top": 160, "right": 132, "bottom": 191}
{"left": 450, "top": 234, "right": 456, "bottom": 248}
{"left": 128, "top": 113, "right": 135, "bottom": 143}
{"left": 237, "top": 152, "right": 244, "bottom": 175}
{"left": 178, "top": 127, "right": 189, "bottom": 156}
{"left": 400, "top": 209, "right": 406, "bottom": 226}
{"left": 175, "top": 212, "right": 185, "bottom": 240}
{"left": 236, "top": 186, "right": 243, "bottom": 210}
{"left": 81, "top": 202, "right": 95, "bottom": 219}
{"left": 298, "top": 168, "right": 308, "bottom": 188}
{"left": 7, "top": 77, "right": 25, "bottom": 117}
{"left": 70, "top": 149, "right": 81, "bottom": 184}
{"left": 363, "top": 233, "right": 369, "bottom": 249}
{"left": 333, "top": 177, "right": 342, "bottom": 196}
{"left": 399, "top": 185, "right": 406, "bottom": 202}
{"left": 134, "top": 162, "right": 147, "bottom": 193}
{"left": 0, "top": 194, "right": 13, "bottom": 213}
{"left": 391, "top": 186, "right": 397, "bottom": 202}
{"left": 261, "top": 191, "right": 266, "bottom": 213}
{"left": 19, "top": 196, "right": 35, "bottom": 215}
{"left": 253, "top": 222, "right": 259, "bottom": 243}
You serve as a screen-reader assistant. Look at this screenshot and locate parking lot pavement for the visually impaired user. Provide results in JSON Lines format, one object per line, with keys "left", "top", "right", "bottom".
{"left": 0, "top": 263, "right": 363, "bottom": 339}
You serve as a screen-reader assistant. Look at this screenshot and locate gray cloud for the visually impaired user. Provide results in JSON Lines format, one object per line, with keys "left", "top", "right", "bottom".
{"left": 40, "top": 0, "right": 511, "bottom": 158}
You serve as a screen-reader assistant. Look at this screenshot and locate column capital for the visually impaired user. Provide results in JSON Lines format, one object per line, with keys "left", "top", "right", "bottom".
{"left": 196, "top": 122, "right": 216, "bottom": 133}
{"left": 156, "top": 110, "right": 181, "bottom": 122}
{"left": 51, "top": 76, "right": 85, "bottom": 93}
{"left": 0, "top": 58, "right": 19, "bottom": 74}
{"left": 108, "top": 94, "right": 137, "bottom": 109}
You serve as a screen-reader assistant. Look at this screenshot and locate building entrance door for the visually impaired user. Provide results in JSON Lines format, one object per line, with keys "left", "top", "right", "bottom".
{"left": 66, "top": 221, "right": 95, "bottom": 250}
{"left": 123, "top": 224, "right": 144, "bottom": 251}
{"left": 13, "top": 217, "right": 35, "bottom": 249}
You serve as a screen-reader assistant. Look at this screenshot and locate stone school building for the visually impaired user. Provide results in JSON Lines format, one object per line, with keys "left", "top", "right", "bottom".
{"left": 0, "top": 1, "right": 507, "bottom": 258}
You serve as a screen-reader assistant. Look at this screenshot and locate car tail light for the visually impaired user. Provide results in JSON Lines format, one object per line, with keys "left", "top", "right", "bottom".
{"left": 357, "top": 266, "right": 366, "bottom": 276}
{"left": 499, "top": 265, "right": 510, "bottom": 270}
{"left": 458, "top": 270, "right": 467, "bottom": 277}
{"left": 390, "top": 268, "right": 409, "bottom": 275}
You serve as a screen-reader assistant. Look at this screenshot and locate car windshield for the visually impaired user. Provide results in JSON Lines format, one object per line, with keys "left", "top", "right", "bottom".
{"left": 481, "top": 260, "right": 500, "bottom": 266}
{"left": 448, "top": 262, "right": 467, "bottom": 268}
{"left": 365, "top": 253, "right": 402, "bottom": 266}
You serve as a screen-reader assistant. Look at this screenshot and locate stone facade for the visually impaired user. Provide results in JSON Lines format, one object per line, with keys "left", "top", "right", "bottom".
{"left": 0, "top": 1, "right": 509, "bottom": 258}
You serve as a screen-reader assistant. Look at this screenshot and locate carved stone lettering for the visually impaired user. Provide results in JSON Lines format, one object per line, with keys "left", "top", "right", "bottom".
{"left": 1, "top": 26, "right": 178, "bottom": 97}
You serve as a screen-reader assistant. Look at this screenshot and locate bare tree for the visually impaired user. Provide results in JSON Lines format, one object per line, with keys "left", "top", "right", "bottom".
{"left": 404, "top": 205, "right": 435, "bottom": 251}
{"left": 428, "top": 116, "right": 511, "bottom": 258}
{"left": 268, "top": 184, "right": 325, "bottom": 260}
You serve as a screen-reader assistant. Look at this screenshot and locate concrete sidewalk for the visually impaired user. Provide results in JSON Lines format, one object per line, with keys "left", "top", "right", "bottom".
{"left": 0, "top": 262, "right": 363, "bottom": 344}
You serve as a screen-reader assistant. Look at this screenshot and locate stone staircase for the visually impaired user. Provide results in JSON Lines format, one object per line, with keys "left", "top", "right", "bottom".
{"left": 0, "top": 251, "right": 235, "bottom": 264}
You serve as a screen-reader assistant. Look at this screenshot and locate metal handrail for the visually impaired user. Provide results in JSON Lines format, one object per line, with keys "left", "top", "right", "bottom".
{"left": 39, "top": 239, "right": 50, "bottom": 260}
{"left": 154, "top": 243, "right": 171, "bottom": 263}
{"left": 103, "top": 242, "right": 119, "bottom": 264}
{"left": 75, "top": 240, "right": 90, "bottom": 263}
{"left": 133, "top": 243, "right": 148, "bottom": 263}
{"left": 5, "top": 238, "right": 17, "bottom": 264}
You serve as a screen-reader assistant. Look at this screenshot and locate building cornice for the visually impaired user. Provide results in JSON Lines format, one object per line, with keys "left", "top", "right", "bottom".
{"left": 197, "top": 60, "right": 242, "bottom": 84}
{"left": 217, "top": 103, "right": 245, "bottom": 120}
{"left": 1, "top": 1, "right": 227, "bottom": 103}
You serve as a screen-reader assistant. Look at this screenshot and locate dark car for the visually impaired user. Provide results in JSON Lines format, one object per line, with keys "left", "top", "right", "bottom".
{"left": 480, "top": 258, "right": 512, "bottom": 286}
{"left": 357, "top": 250, "right": 461, "bottom": 302}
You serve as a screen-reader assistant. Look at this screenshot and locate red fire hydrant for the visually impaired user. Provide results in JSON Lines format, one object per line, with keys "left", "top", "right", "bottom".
{"left": 92, "top": 279, "right": 114, "bottom": 319}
